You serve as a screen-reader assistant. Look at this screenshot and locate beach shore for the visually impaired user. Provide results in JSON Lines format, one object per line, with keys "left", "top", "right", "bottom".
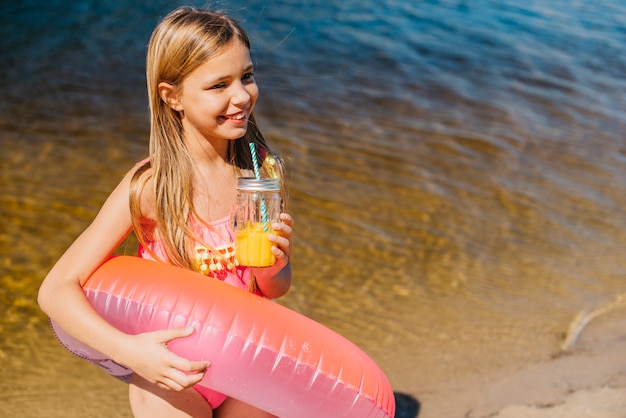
{"left": 411, "top": 305, "right": 626, "bottom": 418}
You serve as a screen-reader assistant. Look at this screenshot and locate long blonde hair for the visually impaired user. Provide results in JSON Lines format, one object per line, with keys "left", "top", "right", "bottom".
{"left": 130, "top": 6, "right": 286, "bottom": 277}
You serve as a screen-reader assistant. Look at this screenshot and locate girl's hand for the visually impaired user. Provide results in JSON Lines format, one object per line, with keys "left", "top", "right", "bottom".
{"left": 118, "top": 327, "right": 210, "bottom": 391}
{"left": 252, "top": 212, "right": 294, "bottom": 298}
{"left": 269, "top": 212, "right": 293, "bottom": 270}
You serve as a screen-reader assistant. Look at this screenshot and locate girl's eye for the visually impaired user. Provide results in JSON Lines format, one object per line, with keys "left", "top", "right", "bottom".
{"left": 242, "top": 73, "right": 255, "bottom": 82}
{"left": 210, "top": 82, "right": 227, "bottom": 90}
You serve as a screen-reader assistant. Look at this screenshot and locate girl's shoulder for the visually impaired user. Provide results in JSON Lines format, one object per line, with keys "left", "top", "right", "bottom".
{"left": 133, "top": 157, "right": 152, "bottom": 176}
{"left": 128, "top": 158, "right": 156, "bottom": 220}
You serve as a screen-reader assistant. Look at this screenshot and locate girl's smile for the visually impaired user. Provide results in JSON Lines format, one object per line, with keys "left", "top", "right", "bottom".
{"left": 162, "top": 39, "right": 259, "bottom": 144}
{"left": 220, "top": 109, "right": 249, "bottom": 125}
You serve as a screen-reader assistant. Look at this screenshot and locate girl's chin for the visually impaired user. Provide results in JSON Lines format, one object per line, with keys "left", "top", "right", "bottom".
{"left": 224, "top": 124, "right": 249, "bottom": 138}
{"left": 215, "top": 130, "right": 247, "bottom": 142}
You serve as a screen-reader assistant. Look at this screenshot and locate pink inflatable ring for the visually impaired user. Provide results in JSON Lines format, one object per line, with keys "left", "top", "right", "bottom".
{"left": 50, "top": 256, "right": 395, "bottom": 417}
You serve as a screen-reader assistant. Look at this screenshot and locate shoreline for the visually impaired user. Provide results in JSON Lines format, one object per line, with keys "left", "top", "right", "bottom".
{"left": 412, "top": 305, "right": 626, "bottom": 418}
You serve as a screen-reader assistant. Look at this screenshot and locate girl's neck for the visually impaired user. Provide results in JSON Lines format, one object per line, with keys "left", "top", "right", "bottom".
{"left": 192, "top": 161, "right": 238, "bottom": 221}
{"left": 182, "top": 130, "right": 239, "bottom": 220}
{"left": 190, "top": 139, "right": 229, "bottom": 162}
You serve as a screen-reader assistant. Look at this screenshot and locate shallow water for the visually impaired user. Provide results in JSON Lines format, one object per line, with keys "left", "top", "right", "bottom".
{"left": 2, "top": 0, "right": 626, "bottom": 416}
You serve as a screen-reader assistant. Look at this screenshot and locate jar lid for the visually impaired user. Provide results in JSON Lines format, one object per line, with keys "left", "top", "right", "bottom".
{"left": 237, "top": 177, "right": 280, "bottom": 191}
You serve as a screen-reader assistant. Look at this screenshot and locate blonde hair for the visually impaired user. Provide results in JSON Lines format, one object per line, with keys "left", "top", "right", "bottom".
{"left": 130, "top": 6, "right": 286, "bottom": 285}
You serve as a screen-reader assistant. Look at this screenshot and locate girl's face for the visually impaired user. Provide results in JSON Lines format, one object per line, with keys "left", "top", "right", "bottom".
{"left": 171, "top": 39, "right": 259, "bottom": 143}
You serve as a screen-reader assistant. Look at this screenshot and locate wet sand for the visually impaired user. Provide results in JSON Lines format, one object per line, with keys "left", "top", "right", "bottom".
{"left": 413, "top": 306, "right": 626, "bottom": 418}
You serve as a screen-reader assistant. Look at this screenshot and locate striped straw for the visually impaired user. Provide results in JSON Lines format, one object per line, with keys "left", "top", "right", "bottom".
{"left": 249, "top": 142, "right": 269, "bottom": 231}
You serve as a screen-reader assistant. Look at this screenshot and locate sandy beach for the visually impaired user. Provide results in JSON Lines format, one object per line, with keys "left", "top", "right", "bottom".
{"left": 408, "top": 305, "right": 626, "bottom": 418}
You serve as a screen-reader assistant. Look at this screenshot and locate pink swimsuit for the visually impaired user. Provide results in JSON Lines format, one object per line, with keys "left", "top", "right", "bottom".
{"left": 138, "top": 215, "right": 261, "bottom": 409}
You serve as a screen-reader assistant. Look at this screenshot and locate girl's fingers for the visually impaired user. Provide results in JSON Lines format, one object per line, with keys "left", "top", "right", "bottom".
{"left": 269, "top": 234, "right": 289, "bottom": 255}
{"left": 279, "top": 212, "right": 294, "bottom": 226}
{"left": 159, "top": 326, "right": 195, "bottom": 344}
{"left": 157, "top": 377, "right": 184, "bottom": 392}
{"left": 159, "top": 363, "right": 208, "bottom": 391}
{"left": 145, "top": 327, "right": 211, "bottom": 390}
{"left": 272, "top": 221, "right": 292, "bottom": 237}
{"left": 184, "top": 369, "right": 207, "bottom": 386}
{"left": 271, "top": 246, "right": 289, "bottom": 263}
{"left": 168, "top": 356, "right": 210, "bottom": 374}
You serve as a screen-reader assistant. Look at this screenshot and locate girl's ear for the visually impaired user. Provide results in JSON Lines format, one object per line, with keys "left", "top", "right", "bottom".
{"left": 158, "top": 82, "right": 183, "bottom": 111}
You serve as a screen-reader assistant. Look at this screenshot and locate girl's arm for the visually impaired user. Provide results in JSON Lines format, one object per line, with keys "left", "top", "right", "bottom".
{"left": 252, "top": 212, "right": 293, "bottom": 299}
{"left": 38, "top": 166, "right": 208, "bottom": 391}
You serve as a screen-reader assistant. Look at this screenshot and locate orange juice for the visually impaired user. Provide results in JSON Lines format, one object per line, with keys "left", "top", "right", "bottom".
{"left": 235, "top": 222, "right": 276, "bottom": 267}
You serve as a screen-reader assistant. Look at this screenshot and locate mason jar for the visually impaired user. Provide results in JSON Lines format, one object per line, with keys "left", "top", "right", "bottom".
{"left": 231, "top": 177, "right": 282, "bottom": 267}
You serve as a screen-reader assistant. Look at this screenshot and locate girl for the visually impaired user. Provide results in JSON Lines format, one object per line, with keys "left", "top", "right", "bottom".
{"left": 38, "top": 6, "right": 293, "bottom": 418}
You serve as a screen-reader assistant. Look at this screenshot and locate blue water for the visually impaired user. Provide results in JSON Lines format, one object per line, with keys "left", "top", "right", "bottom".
{"left": 2, "top": 1, "right": 626, "bottom": 416}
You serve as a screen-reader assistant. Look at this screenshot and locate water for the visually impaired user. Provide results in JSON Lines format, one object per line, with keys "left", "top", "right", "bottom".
{"left": 2, "top": 1, "right": 626, "bottom": 416}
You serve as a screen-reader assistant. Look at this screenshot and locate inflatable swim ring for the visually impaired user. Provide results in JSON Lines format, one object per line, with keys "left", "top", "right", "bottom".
{"left": 50, "top": 256, "right": 395, "bottom": 417}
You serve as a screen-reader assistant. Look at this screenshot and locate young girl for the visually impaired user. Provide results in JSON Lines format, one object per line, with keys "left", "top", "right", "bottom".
{"left": 38, "top": 6, "right": 293, "bottom": 418}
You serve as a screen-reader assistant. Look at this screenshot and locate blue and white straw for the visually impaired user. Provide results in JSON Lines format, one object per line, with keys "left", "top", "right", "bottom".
{"left": 249, "top": 142, "right": 269, "bottom": 231}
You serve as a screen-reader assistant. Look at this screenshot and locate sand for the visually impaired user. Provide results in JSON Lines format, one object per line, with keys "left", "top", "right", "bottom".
{"left": 404, "top": 304, "right": 626, "bottom": 418}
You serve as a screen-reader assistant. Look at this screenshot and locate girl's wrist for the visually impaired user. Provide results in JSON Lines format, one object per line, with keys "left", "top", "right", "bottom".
{"left": 251, "top": 260, "right": 292, "bottom": 298}
{"left": 251, "top": 259, "right": 288, "bottom": 281}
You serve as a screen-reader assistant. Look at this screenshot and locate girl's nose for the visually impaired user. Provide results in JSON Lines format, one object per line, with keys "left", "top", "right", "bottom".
{"left": 231, "top": 82, "right": 252, "bottom": 106}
